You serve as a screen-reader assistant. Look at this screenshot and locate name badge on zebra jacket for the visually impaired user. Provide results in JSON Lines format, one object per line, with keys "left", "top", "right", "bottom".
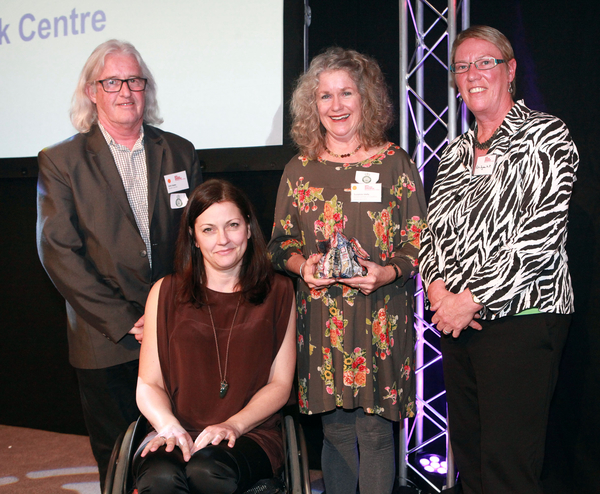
{"left": 473, "top": 155, "right": 497, "bottom": 176}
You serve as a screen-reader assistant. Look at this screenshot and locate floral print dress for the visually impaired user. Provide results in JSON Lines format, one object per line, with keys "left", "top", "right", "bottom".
{"left": 268, "top": 143, "right": 427, "bottom": 421}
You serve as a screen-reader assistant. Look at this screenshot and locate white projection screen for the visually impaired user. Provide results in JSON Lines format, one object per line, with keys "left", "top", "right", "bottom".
{"left": 0, "top": 0, "right": 284, "bottom": 158}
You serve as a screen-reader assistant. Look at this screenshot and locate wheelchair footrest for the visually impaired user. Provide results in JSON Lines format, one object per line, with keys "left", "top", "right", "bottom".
{"left": 244, "top": 477, "right": 286, "bottom": 493}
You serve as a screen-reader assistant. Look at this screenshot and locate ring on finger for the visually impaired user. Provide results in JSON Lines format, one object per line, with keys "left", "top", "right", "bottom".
{"left": 443, "top": 329, "right": 451, "bottom": 335}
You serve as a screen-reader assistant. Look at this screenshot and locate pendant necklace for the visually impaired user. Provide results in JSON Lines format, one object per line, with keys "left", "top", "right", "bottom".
{"left": 325, "top": 144, "right": 362, "bottom": 159}
{"left": 206, "top": 293, "right": 242, "bottom": 399}
{"left": 473, "top": 126, "right": 499, "bottom": 151}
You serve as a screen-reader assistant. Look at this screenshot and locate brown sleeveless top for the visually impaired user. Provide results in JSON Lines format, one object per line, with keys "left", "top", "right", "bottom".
{"left": 156, "top": 273, "right": 294, "bottom": 473}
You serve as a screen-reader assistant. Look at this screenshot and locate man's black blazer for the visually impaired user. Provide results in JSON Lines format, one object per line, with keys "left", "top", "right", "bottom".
{"left": 37, "top": 124, "right": 201, "bottom": 369}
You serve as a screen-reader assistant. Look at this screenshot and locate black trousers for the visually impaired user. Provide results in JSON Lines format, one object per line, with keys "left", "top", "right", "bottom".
{"left": 441, "top": 313, "right": 570, "bottom": 494}
{"left": 132, "top": 436, "right": 273, "bottom": 494}
{"left": 76, "top": 359, "right": 140, "bottom": 491}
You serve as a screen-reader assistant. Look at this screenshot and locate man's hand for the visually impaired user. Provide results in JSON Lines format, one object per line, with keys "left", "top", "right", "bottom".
{"left": 128, "top": 315, "right": 144, "bottom": 343}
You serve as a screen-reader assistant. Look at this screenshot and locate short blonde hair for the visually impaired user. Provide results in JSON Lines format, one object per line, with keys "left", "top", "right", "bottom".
{"left": 290, "top": 47, "right": 393, "bottom": 159}
{"left": 451, "top": 25, "right": 516, "bottom": 95}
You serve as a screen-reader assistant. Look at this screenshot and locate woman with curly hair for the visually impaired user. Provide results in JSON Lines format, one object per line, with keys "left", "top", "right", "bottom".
{"left": 268, "top": 47, "right": 427, "bottom": 494}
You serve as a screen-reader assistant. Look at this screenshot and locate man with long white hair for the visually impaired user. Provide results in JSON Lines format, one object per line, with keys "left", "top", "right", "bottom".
{"left": 36, "top": 39, "right": 201, "bottom": 489}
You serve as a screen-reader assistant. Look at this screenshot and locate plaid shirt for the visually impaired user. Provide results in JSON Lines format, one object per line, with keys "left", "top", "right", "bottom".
{"left": 99, "top": 123, "right": 152, "bottom": 268}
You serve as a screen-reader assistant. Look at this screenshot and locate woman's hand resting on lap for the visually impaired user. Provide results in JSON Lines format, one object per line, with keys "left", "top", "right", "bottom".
{"left": 141, "top": 423, "right": 194, "bottom": 462}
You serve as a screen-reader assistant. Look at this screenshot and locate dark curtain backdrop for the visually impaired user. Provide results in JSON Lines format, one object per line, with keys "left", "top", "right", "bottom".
{"left": 1, "top": 1, "right": 597, "bottom": 492}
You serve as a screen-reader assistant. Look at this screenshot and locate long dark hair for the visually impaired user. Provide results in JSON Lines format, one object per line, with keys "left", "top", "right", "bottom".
{"left": 174, "top": 179, "right": 273, "bottom": 306}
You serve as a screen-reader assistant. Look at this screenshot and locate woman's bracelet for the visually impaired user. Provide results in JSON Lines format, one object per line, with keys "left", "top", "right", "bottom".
{"left": 299, "top": 260, "right": 307, "bottom": 281}
{"left": 388, "top": 263, "right": 401, "bottom": 281}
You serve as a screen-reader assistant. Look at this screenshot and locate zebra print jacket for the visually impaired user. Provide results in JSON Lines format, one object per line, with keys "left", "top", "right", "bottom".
{"left": 420, "top": 100, "right": 579, "bottom": 319}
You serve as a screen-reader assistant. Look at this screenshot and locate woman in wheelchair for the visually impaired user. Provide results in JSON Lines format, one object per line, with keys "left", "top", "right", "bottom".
{"left": 133, "top": 179, "right": 296, "bottom": 494}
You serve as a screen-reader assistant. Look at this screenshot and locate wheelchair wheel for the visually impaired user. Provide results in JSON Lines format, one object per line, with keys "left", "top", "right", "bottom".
{"left": 104, "top": 416, "right": 148, "bottom": 494}
{"left": 284, "top": 415, "right": 302, "bottom": 493}
{"left": 297, "top": 423, "right": 311, "bottom": 494}
{"left": 103, "top": 429, "right": 125, "bottom": 494}
{"left": 111, "top": 420, "right": 137, "bottom": 494}
{"left": 284, "top": 415, "right": 312, "bottom": 494}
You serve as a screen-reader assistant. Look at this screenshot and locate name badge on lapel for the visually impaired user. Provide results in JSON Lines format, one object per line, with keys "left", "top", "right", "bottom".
{"left": 164, "top": 171, "right": 190, "bottom": 193}
{"left": 170, "top": 193, "right": 188, "bottom": 209}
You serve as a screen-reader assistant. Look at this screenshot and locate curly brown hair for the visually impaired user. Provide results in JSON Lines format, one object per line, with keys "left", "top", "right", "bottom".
{"left": 290, "top": 47, "right": 394, "bottom": 159}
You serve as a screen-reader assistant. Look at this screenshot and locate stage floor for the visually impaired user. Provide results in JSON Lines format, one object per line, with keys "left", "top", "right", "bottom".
{"left": 0, "top": 424, "right": 325, "bottom": 494}
{"left": 0, "top": 425, "right": 100, "bottom": 494}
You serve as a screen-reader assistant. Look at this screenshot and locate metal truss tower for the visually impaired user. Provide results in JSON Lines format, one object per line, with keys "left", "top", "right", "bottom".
{"left": 398, "top": 1, "right": 470, "bottom": 491}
